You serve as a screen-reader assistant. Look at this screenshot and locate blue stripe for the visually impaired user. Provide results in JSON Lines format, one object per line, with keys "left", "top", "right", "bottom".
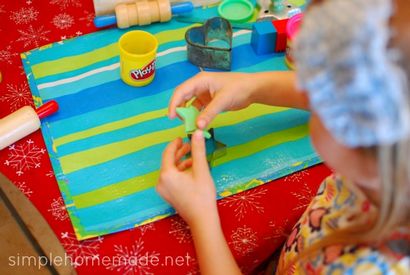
{"left": 74, "top": 136, "right": 317, "bottom": 231}
{"left": 45, "top": 61, "right": 200, "bottom": 123}
{"left": 49, "top": 87, "right": 173, "bottom": 139}
{"left": 65, "top": 109, "right": 308, "bottom": 196}
{"left": 158, "top": 39, "right": 186, "bottom": 52}
{"left": 38, "top": 32, "right": 252, "bottom": 101}
{"left": 73, "top": 188, "right": 173, "bottom": 233}
{"left": 27, "top": 20, "right": 193, "bottom": 66}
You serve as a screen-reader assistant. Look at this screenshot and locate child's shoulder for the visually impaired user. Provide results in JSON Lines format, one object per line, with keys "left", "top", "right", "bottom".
{"left": 307, "top": 174, "right": 371, "bottom": 224}
{"left": 276, "top": 174, "right": 410, "bottom": 274}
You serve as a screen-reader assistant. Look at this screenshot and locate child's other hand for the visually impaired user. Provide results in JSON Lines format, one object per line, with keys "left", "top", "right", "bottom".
{"left": 156, "top": 130, "right": 217, "bottom": 226}
{"left": 168, "top": 72, "right": 256, "bottom": 130}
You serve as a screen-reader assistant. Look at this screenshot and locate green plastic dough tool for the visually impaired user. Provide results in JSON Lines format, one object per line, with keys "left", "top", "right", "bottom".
{"left": 176, "top": 105, "right": 212, "bottom": 139}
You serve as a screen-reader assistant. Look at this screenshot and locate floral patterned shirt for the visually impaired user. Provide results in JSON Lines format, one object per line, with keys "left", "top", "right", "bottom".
{"left": 276, "top": 174, "right": 410, "bottom": 274}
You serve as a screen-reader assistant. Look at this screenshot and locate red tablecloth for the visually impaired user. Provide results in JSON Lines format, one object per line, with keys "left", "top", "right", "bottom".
{"left": 0, "top": 1, "right": 331, "bottom": 274}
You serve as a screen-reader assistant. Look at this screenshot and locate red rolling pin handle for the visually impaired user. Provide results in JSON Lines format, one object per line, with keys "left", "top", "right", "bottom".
{"left": 36, "top": 100, "right": 59, "bottom": 119}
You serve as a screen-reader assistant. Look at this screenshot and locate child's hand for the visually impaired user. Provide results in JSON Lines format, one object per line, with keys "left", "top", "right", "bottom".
{"left": 158, "top": 132, "right": 242, "bottom": 275}
{"left": 168, "top": 72, "right": 256, "bottom": 130}
{"left": 156, "top": 130, "right": 217, "bottom": 226}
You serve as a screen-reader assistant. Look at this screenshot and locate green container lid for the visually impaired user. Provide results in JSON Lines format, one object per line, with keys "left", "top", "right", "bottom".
{"left": 218, "top": 0, "right": 254, "bottom": 23}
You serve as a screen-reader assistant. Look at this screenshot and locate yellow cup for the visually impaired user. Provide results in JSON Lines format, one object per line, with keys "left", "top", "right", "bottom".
{"left": 119, "top": 30, "right": 158, "bottom": 87}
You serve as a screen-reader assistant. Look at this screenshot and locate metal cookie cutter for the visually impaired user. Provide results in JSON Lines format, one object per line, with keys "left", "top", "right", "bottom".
{"left": 185, "top": 17, "right": 233, "bottom": 70}
{"left": 188, "top": 128, "right": 227, "bottom": 168}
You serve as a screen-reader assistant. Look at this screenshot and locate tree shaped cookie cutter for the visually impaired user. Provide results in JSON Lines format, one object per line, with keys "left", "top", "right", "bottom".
{"left": 185, "top": 17, "right": 233, "bottom": 70}
{"left": 176, "top": 105, "right": 227, "bottom": 167}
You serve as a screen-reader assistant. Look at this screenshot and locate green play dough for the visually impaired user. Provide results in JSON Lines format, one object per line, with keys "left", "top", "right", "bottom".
{"left": 176, "top": 105, "right": 212, "bottom": 139}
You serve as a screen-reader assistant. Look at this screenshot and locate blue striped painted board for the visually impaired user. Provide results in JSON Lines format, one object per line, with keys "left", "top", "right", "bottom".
{"left": 22, "top": 18, "right": 320, "bottom": 240}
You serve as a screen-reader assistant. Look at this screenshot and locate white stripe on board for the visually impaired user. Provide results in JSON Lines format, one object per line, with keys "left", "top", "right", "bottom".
{"left": 157, "top": 46, "right": 187, "bottom": 57}
{"left": 37, "top": 63, "right": 120, "bottom": 90}
{"left": 37, "top": 30, "right": 251, "bottom": 90}
{"left": 233, "top": 30, "right": 251, "bottom": 37}
{"left": 37, "top": 47, "right": 187, "bottom": 90}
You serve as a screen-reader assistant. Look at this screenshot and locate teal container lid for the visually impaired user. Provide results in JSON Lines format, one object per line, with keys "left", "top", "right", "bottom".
{"left": 218, "top": 0, "right": 254, "bottom": 23}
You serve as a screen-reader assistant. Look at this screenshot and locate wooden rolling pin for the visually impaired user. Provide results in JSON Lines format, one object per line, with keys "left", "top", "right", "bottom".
{"left": 94, "top": 0, "right": 193, "bottom": 28}
{"left": 0, "top": 101, "right": 58, "bottom": 150}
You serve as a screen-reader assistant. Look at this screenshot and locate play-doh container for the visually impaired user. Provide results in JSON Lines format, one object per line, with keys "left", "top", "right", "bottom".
{"left": 285, "top": 13, "right": 303, "bottom": 70}
{"left": 119, "top": 30, "right": 158, "bottom": 87}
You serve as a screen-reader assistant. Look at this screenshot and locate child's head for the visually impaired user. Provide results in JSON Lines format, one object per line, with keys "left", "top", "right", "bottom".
{"left": 295, "top": 0, "right": 410, "bottom": 237}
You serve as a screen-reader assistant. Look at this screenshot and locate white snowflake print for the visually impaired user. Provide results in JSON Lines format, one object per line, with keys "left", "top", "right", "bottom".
{"left": 17, "top": 25, "right": 50, "bottom": 49}
{"left": 46, "top": 170, "right": 55, "bottom": 178}
{"left": 185, "top": 255, "right": 199, "bottom": 275}
{"left": 79, "top": 10, "right": 94, "bottom": 27}
{"left": 50, "top": 0, "right": 81, "bottom": 9}
{"left": 284, "top": 170, "right": 310, "bottom": 183}
{"left": 26, "top": 0, "right": 33, "bottom": 4}
{"left": 18, "top": 65, "right": 27, "bottom": 76}
{"left": 169, "top": 217, "right": 192, "bottom": 244}
{"left": 264, "top": 153, "right": 287, "bottom": 168}
{"left": 48, "top": 197, "right": 68, "bottom": 221}
{"left": 291, "top": 181, "right": 316, "bottom": 211}
{"left": 106, "top": 238, "right": 160, "bottom": 275}
{"left": 52, "top": 13, "right": 74, "bottom": 30}
{"left": 61, "top": 232, "right": 103, "bottom": 267}
{"left": 15, "top": 181, "right": 33, "bottom": 197}
{"left": 215, "top": 173, "right": 238, "bottom": 187}
{"left": 0, "top": 82, "right": 32, "bottom": 111}
{"left": 0, "top": 4, "right": 5, "bottom": 13}
{"left": 0, "top": 46, "right": 18, "bottom": 65}
{"left": 4, "top": 140, "right": 46, "bottom": 176}
{"left": 10, "top": 7, "right": 39, "bottom": 24}
{"left": 138, "top": 223, "right": 155, "bottom": 236}
{"left": 230, "top": 225, "right": 258, "bottom": 256}
{"left": 219, "top": 188, "right": 267, "bottom": 221}
{"left": 265, "top": 219, "right": 290, "bottom": 243}
{"left": 259, "top": 152, "right": 289, "bottom": 179}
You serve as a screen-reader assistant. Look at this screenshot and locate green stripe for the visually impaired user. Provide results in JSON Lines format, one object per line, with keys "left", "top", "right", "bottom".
{"left": 54, "top": 108, "right": 168, "bottom": 147}
{"left": 32, "top": 43, "right": 118, "bottom": 79}
{"left": 59, "top": 105, "right": 288, "bottom": 174}
{"left": 72, "top": 123, "right": 308, "bottom": 208}
{"left": 31, "top": 24, "right": 199, "bottom": 79}
{"left": 73, "top": 171, "right": 159, "bottom": 209}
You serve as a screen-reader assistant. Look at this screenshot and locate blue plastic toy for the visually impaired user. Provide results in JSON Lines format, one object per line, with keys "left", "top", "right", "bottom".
{"left": 250, "top": 21, "right": 277, "bottom": 55}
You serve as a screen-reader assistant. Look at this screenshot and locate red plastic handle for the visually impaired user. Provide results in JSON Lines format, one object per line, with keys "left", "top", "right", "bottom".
{"left": 36, "top": 100, "right": 59, "bottom": 119}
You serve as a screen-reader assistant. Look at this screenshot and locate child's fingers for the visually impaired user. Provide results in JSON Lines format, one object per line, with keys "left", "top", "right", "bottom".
{"left": 191, "top": 98, "right": 205, "bottom": 111}
{"left": 175, "top": 143, "right": 191, "bottom": 163}
{"left": 177, "top": 158, "right": 193, "bottom": 171}
{"left": 191, "top": 130, "right": 209, "bottom": 177}
{"left": 169, "top": 73, "right": 210, "bottom": 119}
{"left": 197, "top": 93, "right": 226, "bottom": 129}
{"left": 161, "top": 138, "right": 182, "bottom": 171}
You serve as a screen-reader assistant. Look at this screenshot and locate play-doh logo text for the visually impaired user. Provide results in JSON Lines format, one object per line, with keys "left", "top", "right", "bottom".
{"left": 130, "top": 60, "right": 156, "bottom": 81}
